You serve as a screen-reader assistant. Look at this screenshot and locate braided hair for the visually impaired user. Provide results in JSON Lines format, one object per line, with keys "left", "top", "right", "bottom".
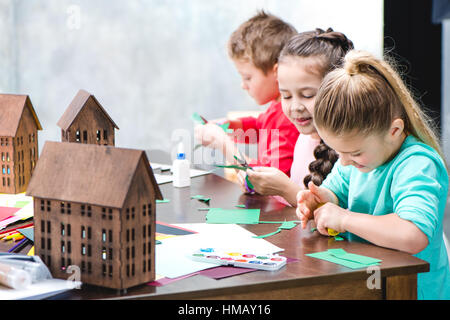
{"left": 279, "top": 28, "right": 354, "bottom": 188}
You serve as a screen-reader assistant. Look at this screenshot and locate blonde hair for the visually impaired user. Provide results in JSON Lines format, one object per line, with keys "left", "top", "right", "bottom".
{"left": 227, "top": 10, "right": 297, "bottom": 74}
{"left": 314, "top": 50, "right": 443, "bottom": 158}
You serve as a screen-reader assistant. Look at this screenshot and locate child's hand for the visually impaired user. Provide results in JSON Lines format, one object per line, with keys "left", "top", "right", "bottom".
{"left": 236, "top": 170, "right": 251, "bottom": 193}
{"left": 194, "top": 123, "right": 228, "bottom": 150}
{"left": 296, "top": 181, "right": 334, "bottom": 229}
{"left": 246, "top": 167, "right": 289, "bottom": 196}
{"left": 313, "top": 203, "right": 349, "bottom": 236}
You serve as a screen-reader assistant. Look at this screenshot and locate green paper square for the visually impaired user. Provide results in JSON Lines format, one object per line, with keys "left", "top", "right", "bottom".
{"left": 206, "top": 208, "right": 260, "bottom": 224}
{"left": 306, "top": 250, "right": 380, "bottom": 270}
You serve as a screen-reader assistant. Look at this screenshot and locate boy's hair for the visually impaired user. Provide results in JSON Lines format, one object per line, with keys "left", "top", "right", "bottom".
{"left": 314, "top": 50, "right": 443, "bottom": 158}
{"left": 278, "top": 28, "right": 353, "bottom": 188}
{"left": 227, "top": 10, "right": 297, "bottom": 74}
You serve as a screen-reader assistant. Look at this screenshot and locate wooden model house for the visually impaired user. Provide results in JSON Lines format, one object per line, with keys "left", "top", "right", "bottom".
{"left": 57, "top": 89, "right": 119, "bottom": 146}
{"left": 26, "top": 141, "right": 163, "bottom": 290}
{"left": 0, "top": 94, "right": 42, "bottom": 194}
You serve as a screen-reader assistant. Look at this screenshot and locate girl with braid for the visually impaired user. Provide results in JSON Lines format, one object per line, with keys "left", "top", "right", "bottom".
{"left": 246, "top": 28, "right": 352, "bottom": 207}
{"left": 297, "top": 50, "right": 449, "bottom": 299}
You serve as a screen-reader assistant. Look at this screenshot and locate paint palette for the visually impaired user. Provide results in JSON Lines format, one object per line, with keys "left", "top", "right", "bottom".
{"left": 190, "top": 248, "right": 287, "bottom": 271}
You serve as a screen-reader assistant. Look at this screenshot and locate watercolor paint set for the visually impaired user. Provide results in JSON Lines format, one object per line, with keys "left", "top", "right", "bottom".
{"left": 190, "top": 248, "right": 287, "bottom": 271}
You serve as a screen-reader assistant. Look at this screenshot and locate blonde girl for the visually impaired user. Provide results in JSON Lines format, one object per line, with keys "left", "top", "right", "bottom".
{"left": 297, "top": 50, "right": 450, "bottom": 299}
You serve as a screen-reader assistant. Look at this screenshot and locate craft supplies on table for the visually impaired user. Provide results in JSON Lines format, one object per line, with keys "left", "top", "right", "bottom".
{"left": 191, "top": 248, "right": 287, "bottom": 271}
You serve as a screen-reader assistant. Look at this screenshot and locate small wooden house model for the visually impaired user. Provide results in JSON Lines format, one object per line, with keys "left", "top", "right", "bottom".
{"left": 26, "top": 141, "right": 163, "bottom": 290}
{"left": 0, "top": 94, "right": 42, "bottom": 194}
{"left": 57, "top": 89, "right": 119, "bottom": 146}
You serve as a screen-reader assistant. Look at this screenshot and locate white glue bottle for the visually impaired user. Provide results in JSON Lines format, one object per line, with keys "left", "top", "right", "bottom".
{"left": 172, "top": 142, "right": 191, "bottom": 188}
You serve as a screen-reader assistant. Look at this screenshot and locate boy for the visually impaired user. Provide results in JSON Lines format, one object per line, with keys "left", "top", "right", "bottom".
{"left": 195, "top": 11, "right": 299, "bottom": 185}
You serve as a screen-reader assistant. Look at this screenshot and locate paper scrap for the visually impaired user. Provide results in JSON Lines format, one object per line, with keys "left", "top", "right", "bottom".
{"left": 306, "top": 249, "right": 381, "bottom": 269}
{"left": 191, "top": 195, "right": 211, "bottom": 203}
{"left": 253, "top": 220, "right": 299, "bottom": 239}
{"left": 206, "top": 208, "right": 260, "bottom": 225}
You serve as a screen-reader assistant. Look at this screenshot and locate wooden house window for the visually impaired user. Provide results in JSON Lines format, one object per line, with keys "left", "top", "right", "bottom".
{"left": 1, "top": 153, "right": 4, "bottom": 161}
{"left": 101, "top": 207, "right": 106, "bottom": 219}
{"left": 7, "top": 178, "right": 10, "bottom": 186}
{"left": 143, "top": 204, "right": 146, "bottom": 217}
{"left": 61, "top": 202, "right": 65, "bottom": 214}
{"left": 81, "top": 226, "right": 86, "bottom": 239}
{"left": 6, "top": 153, "right": 9, "bottom": 162}
{"left": 20, "top": 136, "right": 23, "bottom": 145}
{"left": 61, "top": 223, "right": 65, "bottom": 236}
{"left": 103, "top": 130, "right": 108, "bottom": 141}
{"left": 47, "top": 221, "right": 51, "bottom": 233}
{"left": 32, "top": 133, "right": 35, "bottom": 142}
{"left": 131, "top": 207, "right": 135, "bottom": 219}
{"left": 87, "top": 227, "right": 91, "bottom": 239}
{"left": 108, "top": 230, "right": 112, "bottom": 242}
{"left": 76, "top": 130, "right": 81, "bottom": 142}
{"left": 2, "top": 165, "right": 5, "bottom": 174}
{"left": 102, "top": 248, "right": 107, "bottom": 261}
{"left": 67, "top": 203, "right": 71, "bottom": 215}
{"left": 81, "top": 205, "right": 85, "bottom": 216}
{"left": 2, "top": 178, "right": 4, "bottom": 186}
{"left": 47, "top": 200, "right": 51, "bottom": 212}
{"left": 40, "top": 200, "right": 45, "bottom": 211}
{"left": 0, "top": 138, "right": 3, "bottom": 146}
{"left": 126, "top": 208, "right": 130, "bottom": 220}
{"left": 81, "top": 244, "right": 86, "bottom": 255}
{"left": 108, "top": 208, "right": 113, "bottom": 220}
{"left": 96, "top": 130, "right": 100, "bottom": 141}
{"left": 6, "top": 166, "right": 9, "bottom": 175}
{"left": 83, "top": 131, "right": 87, "bottom": 143}
{"left": 87, "top": 206, "right": 91, "bottom": 217}
{"left": 41, "top": 220, "right": 45, "bottom": 233}
{"left": 5, "top": 138, "right": 8, "bottom": 146}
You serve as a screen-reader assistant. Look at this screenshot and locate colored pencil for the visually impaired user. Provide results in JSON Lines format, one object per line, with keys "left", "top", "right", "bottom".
{"left": 8, "top": 238, "right": 27, "bottom": 253}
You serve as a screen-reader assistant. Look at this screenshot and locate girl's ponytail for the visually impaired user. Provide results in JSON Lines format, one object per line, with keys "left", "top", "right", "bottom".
{"left": 315, "top": 50, "right": 443, "bottom": 159}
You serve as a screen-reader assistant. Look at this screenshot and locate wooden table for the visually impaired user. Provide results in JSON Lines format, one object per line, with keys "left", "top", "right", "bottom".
{"left": 39, "top": 173, "right": 428, "bottom": 300}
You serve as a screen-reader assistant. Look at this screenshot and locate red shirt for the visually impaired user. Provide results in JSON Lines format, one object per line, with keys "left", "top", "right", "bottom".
{"left": 234, "top": 100, "right": 299, "bottom": 177}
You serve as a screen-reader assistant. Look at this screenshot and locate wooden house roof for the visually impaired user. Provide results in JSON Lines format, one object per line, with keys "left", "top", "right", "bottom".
{"left": 26, "top": 141, "right": 163, "bottom": 208}
{"left": 0, "top": 94, "right": 43, "bottom": 136}
{"left": 57, "top": 89, "right": 119, "bottom": 131}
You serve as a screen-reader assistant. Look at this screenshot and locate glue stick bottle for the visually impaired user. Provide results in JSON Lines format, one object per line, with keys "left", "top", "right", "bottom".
{"left": 173, "top": 142, "right": 190, "bottom": 188}
{"left": 0, "top": 262, "right": 32, "bottom": 289}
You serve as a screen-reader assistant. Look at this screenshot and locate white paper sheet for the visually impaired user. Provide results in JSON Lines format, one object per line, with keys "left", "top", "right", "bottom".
{"left": 151, "top": 163, "right": 211, "bottom": 184}
{"left": 156, "top": 223, "right": 284, "bottom": 278}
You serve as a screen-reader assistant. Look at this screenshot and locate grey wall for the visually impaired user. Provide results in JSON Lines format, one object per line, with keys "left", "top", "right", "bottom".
{"left": 0, "top": 0, "right": 383, "bottom": 161}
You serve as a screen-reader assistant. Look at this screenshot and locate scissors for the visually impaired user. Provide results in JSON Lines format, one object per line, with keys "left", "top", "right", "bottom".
{"left": 233, "top": 151, "right": 255, "bottom": 194}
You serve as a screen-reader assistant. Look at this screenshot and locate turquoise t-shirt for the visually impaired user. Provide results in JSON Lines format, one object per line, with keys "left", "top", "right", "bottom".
{"left": 322, "top": 135, "right": 450, "bottom": 300}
